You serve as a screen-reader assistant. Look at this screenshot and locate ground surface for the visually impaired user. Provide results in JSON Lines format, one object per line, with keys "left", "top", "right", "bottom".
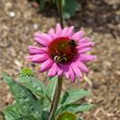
{"left": 0, "top": 0, "right": 120, "bottom": 120}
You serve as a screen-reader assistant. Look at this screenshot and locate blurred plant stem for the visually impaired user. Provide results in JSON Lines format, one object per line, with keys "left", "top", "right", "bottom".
{"left": 48, "top": 1, "right": 64, "bottom": 120}
{"left": 57, "top": 0, "right": 63, "bottom": 28}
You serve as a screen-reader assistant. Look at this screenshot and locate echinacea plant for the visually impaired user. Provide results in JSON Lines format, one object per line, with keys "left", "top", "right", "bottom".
{"left": 2, "top": 0, "right": 96, "bottom": 120}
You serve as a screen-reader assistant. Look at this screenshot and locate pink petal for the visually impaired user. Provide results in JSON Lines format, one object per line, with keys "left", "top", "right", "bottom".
{"left": 48, "top": 63, "right": 58, "bottom": 77}
{"left": 76, "top": 61, "right": 88, "bottom": 73}
{"left": 58, "top": 64, "right": 69, "bottom": 77}
{"left": 27, "top": 54, "right": 48, "bottom": 63}
{"left": 61, "top": 27, "right": 69, "bottom": 37}
{"left": 71, "top": 63, "right": 82, "bottom": 78}
{"left": 65, "top": 67, "right": 73, "bottom": 79}
{"left": 79, "top": 54, "right": 97, "bottom": 62}
{"left": 79, "top": 37, "right": 90, "bottom": 43}
{"left": 40, "top": 33, "right": 52, "bottom": 42}
{"left": 78, "top": 47, "right": 92, "bottom": 53}
{"left": 51, "top": 66, "right": 58, "bottom": 76}
{"left": 29, "top": 46, "right": 47, "bottom": 55}
{"left": 71, "top": 75, "right": 76, "bottom": 82}
{"left": 65, "top": 71, "right": 70, "bottom": 79}
{"left": 56, "top": 23, "right": 62, "bottom": 36}
{"left": 67, "top": 26, "right": 74, "bottom": 37}
{"left": 72, "top": 30, "right": 84, "bottom": 41}
{"left": 58, "top": 64, "right": 69, "bottom": 72}
{"left": 58, "top": 69, "right": 63, "bottom": 76}
{"left": 78, "top": 42, "right": 95, "bottom": 48}
{"left": 48, "top": 28, "right": 57, "bottom": 39}
{"left": 40, "top": 59, "right": 53, "bottom": 72}
{"left": 35, "top": 32, "right": 52, "bottom": 46}
{"left": 35, "top": 37, "right": 48, "bottom": 46}
{"left": 69, "top": 67, "right": 76, "bottom": 82}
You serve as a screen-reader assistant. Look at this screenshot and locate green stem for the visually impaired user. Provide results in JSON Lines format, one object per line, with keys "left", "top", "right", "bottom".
{"left": 48, "top": 76, "right": 63, "bottom": 120}
{"left": 48, "top": 1, "right": 64, "bottom": 120}
{"left": 57, "top": 0, "right": 64, "bottom": 28}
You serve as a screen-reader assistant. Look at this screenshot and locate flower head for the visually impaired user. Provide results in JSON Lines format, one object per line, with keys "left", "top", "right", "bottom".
{"left": 27, "top": 24, "right": 96, "bottom": 82}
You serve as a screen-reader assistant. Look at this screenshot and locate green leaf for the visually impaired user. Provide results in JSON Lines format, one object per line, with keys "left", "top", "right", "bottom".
{"left": 0, "top": 111, "right": 4, "bottom": 120}
{"left": 18, "top": 76, "right": 46, "bottom": 98}
{"left": 3, "top": 104, "right": 37, "bottom": 120}
{"left": 60, "top": 89, "right": 91, "bottom": 105}
{"left": 39, "top": 0, "right": 46, "bottom": 11}
{"left": 62, "top": 0, "right": 79, "bottom": 19}
{"left": 3, "top": 73, "right": 43, "bottom": 120}
{"left": 57, "top": 103, "right": 94, "bottom": 115}
{"left": 42, "top": 77, "right": 58, "bottom": 110}
{"left": 42, "top": 111, "right": 49, "bottom": 120}
{"left": 46, "top": 77, "right": 58, "bottom": 98}
{"left": 77, "top": 118, "right": 83, "bottom": 120}
{"left": 3, "top": 104, "right": 19, "bottom": 120}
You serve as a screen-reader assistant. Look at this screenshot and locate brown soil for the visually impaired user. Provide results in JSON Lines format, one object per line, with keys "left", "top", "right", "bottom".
{"left": 0, "top": 0, "right": 120, "bottom": 120}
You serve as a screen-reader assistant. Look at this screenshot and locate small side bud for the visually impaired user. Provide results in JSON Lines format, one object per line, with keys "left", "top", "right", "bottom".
{"left": 20, "top": 68, "right": 34, "bottom": 77}
{"left": 56, "top": 112, "right": 77, "bottom": 120}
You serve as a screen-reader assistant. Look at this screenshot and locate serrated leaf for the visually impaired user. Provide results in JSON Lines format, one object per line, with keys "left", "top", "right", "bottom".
{"left": 62, "top": 0, "right": 79, "bottom": 19}
{"left": 57, "top": 103, "right": 94, "bottom": 115}
{"left": 18, "top": 76, "right": 46, "bottom": 98}
{"left": 3, "top": 73, "right": 43, "bottom": 120}
{"left": 60, "top": 89, "right": 91, "bottom": 105}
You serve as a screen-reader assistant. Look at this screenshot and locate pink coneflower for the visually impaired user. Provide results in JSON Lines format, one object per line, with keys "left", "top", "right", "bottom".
{"left": 28, "top": 24, "right": 96, "bottom": 82}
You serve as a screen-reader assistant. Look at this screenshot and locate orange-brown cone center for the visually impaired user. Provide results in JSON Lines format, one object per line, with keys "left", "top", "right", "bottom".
{"left": 48, "top": 37, "right": 78, "bottom": 64}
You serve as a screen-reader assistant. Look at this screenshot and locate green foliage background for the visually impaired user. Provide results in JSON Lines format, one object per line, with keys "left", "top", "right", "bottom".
{"left": 31, "top": 0, "right": 79, "bottom": 19}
